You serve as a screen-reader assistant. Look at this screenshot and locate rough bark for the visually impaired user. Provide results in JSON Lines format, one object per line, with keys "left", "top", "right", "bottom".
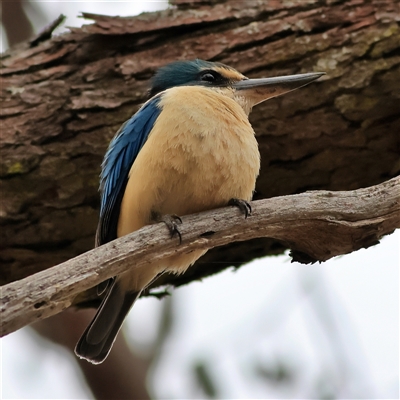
{"left": 2, "top": 176, "right": 399, "bottom": 337}
{"left": 1, "top": 0, "right": 399, "bottom": 292}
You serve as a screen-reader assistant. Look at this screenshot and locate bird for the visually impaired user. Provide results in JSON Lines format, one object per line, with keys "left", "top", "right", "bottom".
{"left": 75, "top": 59, "right": 324, "bottom": 364}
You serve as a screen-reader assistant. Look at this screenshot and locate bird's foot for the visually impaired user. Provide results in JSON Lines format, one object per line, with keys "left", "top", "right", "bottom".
{"left": 161, "top": 214, "right": 183, "bottom": 243}
{"left": 228, "top": 198, "right": 252, "bottom": 218}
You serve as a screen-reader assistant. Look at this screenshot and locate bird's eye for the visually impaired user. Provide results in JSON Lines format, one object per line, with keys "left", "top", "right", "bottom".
{"left": 200, "top": 72, "right": 217, "bottom": 82}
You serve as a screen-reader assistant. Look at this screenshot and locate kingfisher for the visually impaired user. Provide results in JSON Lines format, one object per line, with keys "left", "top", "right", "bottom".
{"left": 75, "top": 59, "right": 324, "bottom": 364}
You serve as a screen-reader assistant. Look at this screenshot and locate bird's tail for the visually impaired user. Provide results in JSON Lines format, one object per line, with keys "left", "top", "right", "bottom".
{"left": 75, "top": 279, "right": 141, "bottom": 364}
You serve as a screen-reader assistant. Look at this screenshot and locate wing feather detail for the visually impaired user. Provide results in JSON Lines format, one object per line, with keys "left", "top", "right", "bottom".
{"left": 96, "top": 96, "right": 162, "bottom": 246}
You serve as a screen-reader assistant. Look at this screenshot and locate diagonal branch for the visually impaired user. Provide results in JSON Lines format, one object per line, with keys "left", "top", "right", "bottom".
{"left": 1, "top": 176, "right": 399, "bottom": 337}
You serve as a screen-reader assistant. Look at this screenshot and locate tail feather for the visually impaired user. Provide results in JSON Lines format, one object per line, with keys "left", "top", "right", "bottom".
{"left": 75, "top": 280, "right": 141, "bottom": 364}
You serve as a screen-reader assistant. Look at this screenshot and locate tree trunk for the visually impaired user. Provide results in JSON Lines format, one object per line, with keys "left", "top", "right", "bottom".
{"left": 1, "top": 0, "right": 399, "bottom": 291}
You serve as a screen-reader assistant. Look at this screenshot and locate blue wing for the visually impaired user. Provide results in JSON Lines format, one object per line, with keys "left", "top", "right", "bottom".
{"left": 96, "top": 96, "right": 162, "bottom": 246}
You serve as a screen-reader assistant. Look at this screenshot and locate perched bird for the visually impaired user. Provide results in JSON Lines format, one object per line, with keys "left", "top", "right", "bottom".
{"left": 75, "top": 59, "right": 324, "bottom": 364}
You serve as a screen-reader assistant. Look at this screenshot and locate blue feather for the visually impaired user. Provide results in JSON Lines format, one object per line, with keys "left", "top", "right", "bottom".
{"left": 96, "top": 96, "right": 162, "bottom": 245}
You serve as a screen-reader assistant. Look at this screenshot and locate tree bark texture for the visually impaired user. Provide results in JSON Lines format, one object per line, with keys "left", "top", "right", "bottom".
{"left": 1, "top": 0, "right": 399, "bottom": 288}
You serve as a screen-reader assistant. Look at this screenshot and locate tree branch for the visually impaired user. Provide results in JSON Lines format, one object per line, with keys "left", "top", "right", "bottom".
{"left": 1, "top": 176, "right": 399, "bottom": 337}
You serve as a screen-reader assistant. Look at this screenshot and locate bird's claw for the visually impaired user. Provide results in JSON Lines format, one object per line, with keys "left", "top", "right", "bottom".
{"left": 161, "top": 214, "right": 183, "bottom": 243}
{"left": 228, "top": 198, "right": 252, "bottom": 218}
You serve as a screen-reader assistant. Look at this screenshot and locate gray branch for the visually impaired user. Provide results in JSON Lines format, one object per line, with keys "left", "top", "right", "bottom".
{"left": 1, "top": 176, "right": 399, "bottom": 337}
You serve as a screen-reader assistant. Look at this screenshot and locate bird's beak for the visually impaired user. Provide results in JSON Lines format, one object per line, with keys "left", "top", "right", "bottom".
{"left": 233, "top": 72, "right": 325, "bottom": 107}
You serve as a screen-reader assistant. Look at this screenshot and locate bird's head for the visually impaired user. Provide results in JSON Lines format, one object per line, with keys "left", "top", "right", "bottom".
{"left": 149, "top": 59, "right": 324, "bottom": 115}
